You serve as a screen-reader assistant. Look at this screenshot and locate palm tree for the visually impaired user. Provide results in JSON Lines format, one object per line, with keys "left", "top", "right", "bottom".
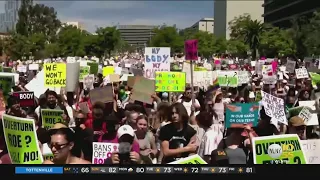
{"left": 241, "top": 20, "right": 265, "bottom": 60}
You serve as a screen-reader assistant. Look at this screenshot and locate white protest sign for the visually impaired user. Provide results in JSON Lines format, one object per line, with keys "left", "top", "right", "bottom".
{"left": 255, "top": 62, "right": 263, "bottom": 75}
{"left": 192, "top": 71, "right": 218, "bottom": 89}
{"left": 301, "top": 140, "right": 320, "bottom": 164}
{"left": 25, "top": 70, "right": 48, "bottom": 98}
{"left": 238, "top": 71, "right": 249, "bottom": 85}
{"left": 17, "top": 65, "right": 27, "bottom": 73}
{"left": 28, "top": 64, "right": 39, "bottom": 71}
{"left": 144, "top": 47, "right": 170, "bottom": 79}
{"left": 92, "top": 142, "right": 119, "bottom": 164}
{"left": 298, "top": 107, "right": 312, "bottom": 123}
{"left": 66, "top": 57, "right": 76, "bottom": 63}
{"left": 295, "top": 67, "right": 309, "bottom": 79}
{"left": 286, "top": 60, "right": 296, "bottom": 73}
{"left": 298, "top": 101, "right": 319, "bottom": 126}
{"left": 261, "top": 91, "right": 287, "bottom": 125}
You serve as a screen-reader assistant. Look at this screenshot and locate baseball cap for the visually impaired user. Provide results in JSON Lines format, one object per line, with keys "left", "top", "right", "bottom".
{"left": 117, "top": 125, "right": 135, "bottom": 138}
{"left": 210, "top": 149, "right": 229, "bottom": 165}
{"left": 289, "top": 116, "right": 306, "bottom": 127}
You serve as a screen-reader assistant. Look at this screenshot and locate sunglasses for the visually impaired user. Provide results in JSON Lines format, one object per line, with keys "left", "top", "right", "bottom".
{"left": 49, "top": 142, "right": 69, "bottom": 150}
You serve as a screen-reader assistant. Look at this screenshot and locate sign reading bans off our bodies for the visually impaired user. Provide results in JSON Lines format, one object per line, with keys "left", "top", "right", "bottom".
{"left": 2, "top": 114, "right": 43, "bottom": 164}
{"left": 44, "top": 63, "right": 66, "bottom": 87}
{"left": 41, "top": 109, "right": 64, "bottom": 130}
{"left": 252, "top": 134, "right": 307, "bottom": 164}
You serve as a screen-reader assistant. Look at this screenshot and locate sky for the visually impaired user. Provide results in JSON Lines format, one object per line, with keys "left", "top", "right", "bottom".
{"left": 0, "top": 1, "right": 214, "bottom": 33}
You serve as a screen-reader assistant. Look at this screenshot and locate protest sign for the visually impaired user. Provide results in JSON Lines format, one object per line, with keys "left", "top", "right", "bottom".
{"left": 41, "top": 109, "right": 64, "bottom": 130}
{"left": 298, "top": 101, "right": 319, "bottom": 126}
{"left": 44, "top": 63, "right": 66, "bottom": 87}
{"left": 42, "top": 143, "right": 54, "bottom": 161}
{"left": 66, "top": 62, "right": 80, "bottom": 92}
{"left": 87, "top": 62, "right": 98, "bottom": 74}
{"left": 2, "top": 114, "right": 43, "bottom": 164}
{"left": 184, "top": 40, "right": 198, "bottom": 60}
{"left": 92, "top": 142, "right": 119, "bottom": 164}
{"left": 225, "top": 103, "right": 259, "bottom": 128}
{"left": 79, "top": 66, "right": 90, "bottom": 81}
{"left": 131, "top": 68, "right": 143, "bottom": 76}
{"left": 286, "top": 60, "right": 296, "bottom": 73}
{"left": 103, "top": 66, "right": 115, "bottom": 77}
{"left": 0, "top": 75, "right": 14, "bottom": 101}
{"left": 295, "top": 68, "right": 309, "bottom": 79}
{"left": 17, "top": 65, "right": 27, "bottom": 73}
{"left": 25, "top": 70, "right": 47, "bottom": 98}
{"left": 301, "top": 140, "right": 320, "bottom": 164}
{"left": 131, "top": 76, "right": 155, "bottom": 104}
{"left": 12, "top": 91, "right": 34, "bottom": 107}
{"left": 252, "top": 134, "right": 307, "bottom": 164}
{"left": 261, "top": 92, "right": 287, "bottom": 125}
{"left": 89, "top": 86, "right": 113, "bottom": 105}
{"left": 217, "top": 71, "right": 238, "bottom": 87}
{"left": 298, "top": 107, "right": 312, "bottom": 123}
{"left": 28, "top": 64, "right": 39, "bottom": 71}
{"left": 189, "top": 71, "right": 217, "bottom": 89}
{"left": 237, "top": 71, "right": 249, "bottom": 85}
{"left": 168, "top": 154, "right": 207, "bottom": 164}
{"left": 84, "top": 74, "right": 94, "bottom": 90}
{"left": 3, "top": 67, "right": 12, "bottom": 72}
{"left": 155, "top": 72, "right": 185, "bottom": 92}
{"left": 144, "top": 47, "right": 170, "bottom": 79}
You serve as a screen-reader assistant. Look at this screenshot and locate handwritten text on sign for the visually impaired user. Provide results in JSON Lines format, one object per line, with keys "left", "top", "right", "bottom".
{"left": 144, "top": 47, "right": 170, "bottom": 79}
{"left": 262, "top": 92, "right": 287, "bottom": 125}
{"left": 44, "top": 63, "right": 66, "bottom": 87}
{"left": 155, "top": 72, "right": 185, "bottom": 92}
{"left": 185, "top": 39, "right": 198, "bottom": 60}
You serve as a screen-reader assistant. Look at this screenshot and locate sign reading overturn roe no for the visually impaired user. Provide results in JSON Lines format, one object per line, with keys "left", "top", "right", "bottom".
{"left": 44, "top": 63, "right": 66, "bottom": 87}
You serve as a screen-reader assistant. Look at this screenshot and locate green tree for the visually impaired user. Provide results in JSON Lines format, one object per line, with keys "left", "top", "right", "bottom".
{"left": 303, "top": 11, "right": 320, "bottom": 56}
{"left": 259, "top": 26, "right": 296, "bottom": 57}
{"left": 228, "top": 13, "right": 251, "bottom": 40}
{"left": 179, "top": 27, "right": 197, "bottom": 40}
{"left": 187, "top": 31, "right": 215, "bottom": 58}
{"left": 149, "top": 26, "right": 183, "bottom": 53}
{"left": 227, "top": 39, "right": 249, "bottom": 58}
{"left": 5, "top": 33, "right": 32, "bottom": 59}
{"left": 44, "top": 43, "right": 61, "bottom": 57}
{"left": 241, "top": 20, "right": 265, "bottom": 59}
{"left": 16, "top": 0, "right": 33, "bottom": 36}
{"left": 57, "top": 25, "right": 87, "bottom": 56}
{"left": 288, "top": 16, "right": 309, "bottom": 58}
{"left": 95, "top": 27, "right": 121, "bottom": 58}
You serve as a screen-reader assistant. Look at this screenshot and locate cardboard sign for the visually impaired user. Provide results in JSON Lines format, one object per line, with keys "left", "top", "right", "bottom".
{"left": 184, "top": 40, "right": 198, "bottom": 60}
{"left": 89, "top": 86, "right": 113, "bottom": 105}
{"left": 252, "top": 134, "right": 307, "bottom": 164}
{"left": 168, "top": 154, "right": 207, "bottom": 164}
{"left": 131, "top": 76, "right": 155, "bottom": 104}
{"left": 127, "top": 76, "right": 137, "bottom": 87}
{"left": 225, "top": 103, "right": 259, "bottom": 128}
{"left": 12, "top": 92, "right": 34, "bottom": 107}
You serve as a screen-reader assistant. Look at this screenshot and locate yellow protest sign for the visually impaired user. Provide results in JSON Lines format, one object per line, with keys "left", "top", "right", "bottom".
{"left": 155, "top": 72, "right": 186, "bottom": 92}
{"left": 44, "top": 63, "right": 66, "bottom": 87}
{"left": 103, "top": 66, "right": 115, "bottom": 77}
{"left": 41, "top": 109, "right": 64, "bottom": 130}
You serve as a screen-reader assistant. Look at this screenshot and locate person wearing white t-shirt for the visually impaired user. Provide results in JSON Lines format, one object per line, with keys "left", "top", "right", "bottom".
{"left": 177, "top": 87, "right": 200, "bottom": 116}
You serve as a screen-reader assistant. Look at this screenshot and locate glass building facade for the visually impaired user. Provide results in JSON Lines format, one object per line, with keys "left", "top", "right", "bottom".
{"left": 117, "top": 25, "right": 157, "bottom": 47}
{"left": 0, "top": 0, "right": 21, "bottom": 33}
{"left": 263, "top": 0, "right": 320, "bottom": 28}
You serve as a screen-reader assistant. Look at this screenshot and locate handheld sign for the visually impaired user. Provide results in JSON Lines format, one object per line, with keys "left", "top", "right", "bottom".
{"left": 41, "top": 109, "right": 64, "bottom": 130}
{"left": 92, "top": 142, "right": 119, "bottom": 164}
{"left": 168, "top": 154, "right": 207, "bottom": 164}
{"left": 184, "top": 40, "right": 198, "bottom": 60}
{"left": 155, "top": 72, "right": 186, "bottom": 92}
{"left": 12, "top": 92, "right": 34, "bottom": 107}
{"left": 2, "top": 114, "right": 43, "bottom": 164}
{"left": 252, "top": 134, "right": 307, "bottom": 164}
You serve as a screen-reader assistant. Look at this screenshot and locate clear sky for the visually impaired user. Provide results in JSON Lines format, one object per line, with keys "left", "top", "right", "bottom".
{"left": 0, "top": 1, "right": 214, "bottom": 33}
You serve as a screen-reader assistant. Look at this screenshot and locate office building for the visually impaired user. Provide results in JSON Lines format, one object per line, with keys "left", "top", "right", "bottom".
{"left": 0, "top": 0, "right": 21, "bottom": 33}
{"left": 263, "top": 0, "right": 320, "bottom": 28}
{"left": 64, "top": 21, "right": 84, "bottom": 30}
{"left": 214, "top": 0, "right": 264, "bottom": 40}
{"left": 117, "top": 25, "right": 156, "bottom": 47}
{"left": 189, "top": 18, "right": 214, "bottom": 34}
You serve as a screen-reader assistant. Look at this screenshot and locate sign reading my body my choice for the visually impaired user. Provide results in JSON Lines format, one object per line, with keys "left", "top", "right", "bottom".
{"left": 144, "top": 47, "right": 170, "bottom": 79}
{"left": 155, "top": 72, "right": 185, "bottom": 92}
{"left": 12, "top": 92, "right": 34, "bottom": 107}
{"left": 41, "top": 109, "right": 64, "bottom": 130}
{"left": 44, "top": 63, "right": 66, "bottom": 87}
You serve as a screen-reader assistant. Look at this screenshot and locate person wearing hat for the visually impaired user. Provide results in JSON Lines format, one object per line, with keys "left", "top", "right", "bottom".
{"left": 288, "top": 116, "right": 306, "bottom": 140}
{"left": 108, "top": 125, "right": 141, "bottom": 164}
{"left": 43, "top": 123, "right": 91, "bottom": 164}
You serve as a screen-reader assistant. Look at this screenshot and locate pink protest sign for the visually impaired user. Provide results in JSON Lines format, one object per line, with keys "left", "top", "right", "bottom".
{"left": 185, "top": 39, "right": 198, "bottom": 60}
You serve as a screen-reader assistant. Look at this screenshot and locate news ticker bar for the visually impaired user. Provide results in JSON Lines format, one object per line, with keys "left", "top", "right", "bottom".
{"left": 15, "top": 167, "right": 255, "bottom": 174}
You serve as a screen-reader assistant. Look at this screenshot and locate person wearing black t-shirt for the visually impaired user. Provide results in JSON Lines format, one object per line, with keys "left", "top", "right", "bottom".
{"left": 159, "top": 103, "right": 197, "bottom": 164}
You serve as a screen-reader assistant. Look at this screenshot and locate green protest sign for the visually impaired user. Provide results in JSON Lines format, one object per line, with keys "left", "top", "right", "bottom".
{"left": 168, "top": 154, "right": 207, "bottom": 164}
{"left": 79, "top": 66, "right": 90, "bottom": 81}
{"left": 0, "top": 75, "right": 14, "bottom": 104}
{"left": 87, "top": 62, "right": 98, "bottom": 74}
{"left": 217, "top": 71, "right": 238, "bottom": 87}
{"left": 252, "top": 134, "right": 307, "bottom": 164}
{"left": 2, "top": 114, "right": 43, "bottom": 164}
{"left": 41, "top": 109, "right": 64, "bottom": 130}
